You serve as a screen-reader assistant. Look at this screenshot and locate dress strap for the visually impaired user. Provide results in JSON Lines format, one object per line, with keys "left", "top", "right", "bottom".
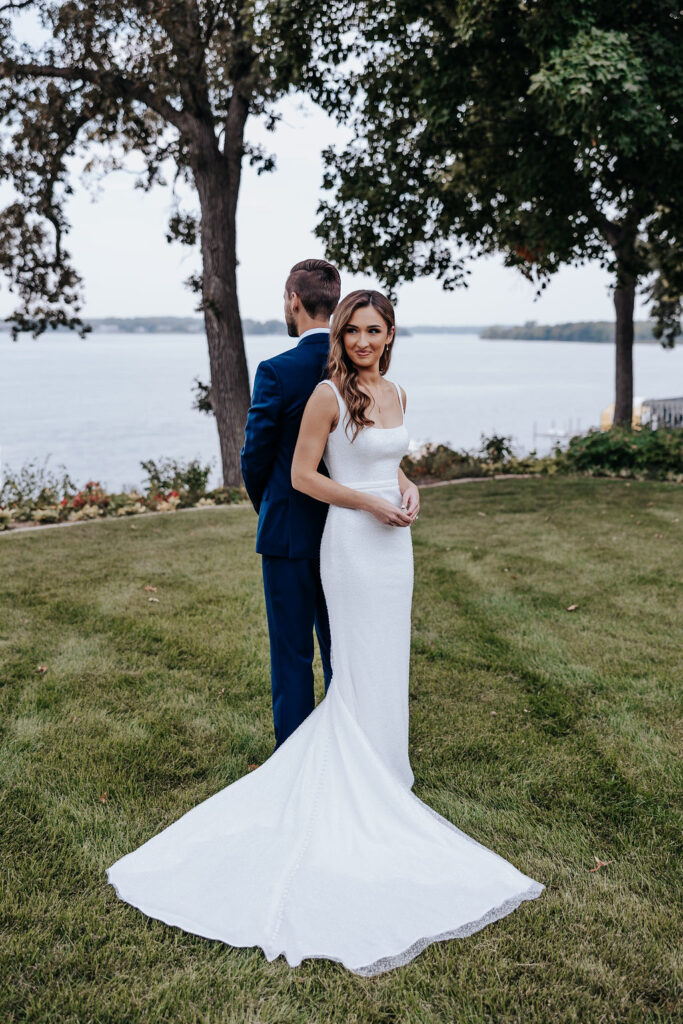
{"left": 389, "top": 379, "right": 405, "bottom": 423}
{"left": 317, "top": 379, "right": 345, "bottom": 419}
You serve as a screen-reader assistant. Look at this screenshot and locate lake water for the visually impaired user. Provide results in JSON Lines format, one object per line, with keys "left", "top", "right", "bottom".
{"left": 1, "top": 331, "right": 681, "bottom": 490}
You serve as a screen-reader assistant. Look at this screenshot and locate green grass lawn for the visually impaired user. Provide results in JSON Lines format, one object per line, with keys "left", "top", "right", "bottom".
{"left": 1, "top": 477, "right": 681, "bottom": 1024}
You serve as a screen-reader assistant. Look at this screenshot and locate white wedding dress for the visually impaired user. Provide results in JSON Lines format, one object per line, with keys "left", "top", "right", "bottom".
{"left": 107, "top": 379, "right": 544, "bottom": 975}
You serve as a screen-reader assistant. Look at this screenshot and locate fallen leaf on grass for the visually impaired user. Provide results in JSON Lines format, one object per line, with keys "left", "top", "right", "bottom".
{"left": 646, "top": 501, "right": 654, "bottom": 506}
{"left": 566, "top": 604, "right": 579, "bottom": 612}
{"left": 247, "top": 764, "right": 259, "bottom": 771}
{"left": 99, "top": 790, "right": 108, "bottom": 803}
{"left": 144, "top": 584, "right": 157, "bottom": 592}
{"left": 37, "top": 665, "right": 48, "bottom": 674}
{"left": 477, "top": 511, "right": 487, "bottom": 517}
{"left": 129, "top": 525, "right": 137, "bottom": 531}
{"left": 490, "top": 710, "right": 497, "bottom": 716}
{"left": 589, "top": 856, "right": 613, "bottom": 872}
{"left": 654, "top": 533, "right": 664, "bottom": 539}
{"left": 148, "top": 597, "right": 160, "bottom": 603}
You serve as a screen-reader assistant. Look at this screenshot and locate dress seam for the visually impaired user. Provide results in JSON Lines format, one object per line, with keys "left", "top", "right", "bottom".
{"left": 266, "top": 720, "right": 330, "bottom": 947}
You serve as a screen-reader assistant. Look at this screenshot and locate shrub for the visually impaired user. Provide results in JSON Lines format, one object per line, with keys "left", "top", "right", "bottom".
{"left": 401, "top": 444, "right": 487, "bottom": 481}
{"left": 206, "top": 486, "right": 247, "bottom": 505}
{"left": 0, "top": 457, "right": 243, "bottom": 530}
{"left": 401, "top": 435, "right": 538, "bottom": 481}
{"left": 401, "top": 428, "right": 683, "bottom": 484}
{"left": 555, "top": 426, "right": 683, "bottom": 480}
{"left": 31, "top": 507, "right": 61, "bottom": 524}
{"left": 479, "top": 433, "right": 514, "bottom": 464}
{"left": 0, "top": 457, "right": 75, "bottom": 512}
{"left": 140, "top": 457, "right": 213, "bottom": 505}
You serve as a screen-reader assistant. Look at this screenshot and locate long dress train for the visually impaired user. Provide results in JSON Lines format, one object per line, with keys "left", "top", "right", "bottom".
{"left": 107, "top": 379, "right": 544, "bottom": 975}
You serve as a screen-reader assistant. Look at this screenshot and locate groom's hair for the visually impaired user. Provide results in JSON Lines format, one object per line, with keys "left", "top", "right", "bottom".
{"left": 285, "top": 259, "right": 341, "bottom": 318}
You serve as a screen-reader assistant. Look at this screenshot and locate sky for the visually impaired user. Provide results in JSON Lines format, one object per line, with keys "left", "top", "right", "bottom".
{"left": 0, "top": 43, "right": 652, "bottom": 326}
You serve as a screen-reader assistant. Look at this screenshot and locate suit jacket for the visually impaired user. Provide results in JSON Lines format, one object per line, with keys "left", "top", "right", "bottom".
{"left": 240, "top": 330, "right": 330, "bottom": 558}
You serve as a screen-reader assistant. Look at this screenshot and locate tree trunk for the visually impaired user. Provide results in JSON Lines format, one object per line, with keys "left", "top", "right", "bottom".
{"left": 192, "top": 111, "right": 250, "bottom": 487}
{"left": 602, "top": 216, "right": 639, "bottom": 430}
{"left": 613, "top": 269, "right": 636, "bottom": 428}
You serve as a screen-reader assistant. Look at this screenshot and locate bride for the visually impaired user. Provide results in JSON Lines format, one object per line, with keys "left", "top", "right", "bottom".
{"left": 107, "top": 290, "right": 544, "bottom": 975}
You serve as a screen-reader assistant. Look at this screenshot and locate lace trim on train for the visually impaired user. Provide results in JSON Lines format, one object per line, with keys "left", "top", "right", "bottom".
{"left": 346, "top": 789, "right": 546, "bottom": 976}
{"left": 351, "top": 880, "right": 545, "bottom": 977}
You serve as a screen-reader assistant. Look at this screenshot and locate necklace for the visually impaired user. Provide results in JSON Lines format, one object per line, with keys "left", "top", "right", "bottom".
{"left": 363, "top": 382, "right": 384, "bottom": 413}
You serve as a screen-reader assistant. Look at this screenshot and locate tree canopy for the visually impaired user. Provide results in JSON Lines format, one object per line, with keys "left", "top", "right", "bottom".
{"left": 0, "top": 0, "right": 347, "bottom": 483}
{"left": 317, "top": 0, "right": 683, "bottom": 423}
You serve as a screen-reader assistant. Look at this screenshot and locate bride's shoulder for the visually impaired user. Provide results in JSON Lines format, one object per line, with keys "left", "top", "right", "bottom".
{"left": 386, "top": 378, "right": 407, "bottom": 412}
{"left": 304, "top": 379, "right": 340, "bottom": 426}
{"left": 313, "top": 379, "right": 340, "bottom": 404}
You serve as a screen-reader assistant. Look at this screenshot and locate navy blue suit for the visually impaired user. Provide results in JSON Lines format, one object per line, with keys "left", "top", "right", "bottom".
{"left": 240, "top": 330, "right": 332, "bottom": 747}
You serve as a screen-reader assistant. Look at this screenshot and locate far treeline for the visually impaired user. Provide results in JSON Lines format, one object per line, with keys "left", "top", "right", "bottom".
{"left": 0, "top": 318, "right": 667, "bottom": 341}
{"left": 482, "top": 322, "right": 662, "bottom": 343}
{"left": 0, "top": 317, "right": 288, "bottom": 336}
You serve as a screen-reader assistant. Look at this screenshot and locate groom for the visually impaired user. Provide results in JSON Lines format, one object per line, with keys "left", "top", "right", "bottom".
{"left": 241, "top": 259, "right": 340, "bottom": 748}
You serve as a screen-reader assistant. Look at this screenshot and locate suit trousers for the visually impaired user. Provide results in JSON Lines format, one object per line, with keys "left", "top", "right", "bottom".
{"left": 261, "top": 554, "right": 332, "bottom": 748}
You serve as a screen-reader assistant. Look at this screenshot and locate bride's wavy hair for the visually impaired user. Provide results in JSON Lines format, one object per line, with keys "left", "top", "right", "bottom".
{"left": 327, "top": 290, "right": 396, "bottom": 441}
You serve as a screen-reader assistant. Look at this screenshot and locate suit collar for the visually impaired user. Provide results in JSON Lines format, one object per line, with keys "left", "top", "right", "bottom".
{"left": 297, "top": 328, "right": 330, "bottom": 347}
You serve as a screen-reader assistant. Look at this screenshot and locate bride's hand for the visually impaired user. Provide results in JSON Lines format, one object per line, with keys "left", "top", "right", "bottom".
{"left": 366, "top": 495, "right": 413, "bottom": 527}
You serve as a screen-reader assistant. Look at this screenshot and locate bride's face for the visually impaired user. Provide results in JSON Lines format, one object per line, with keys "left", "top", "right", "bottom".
{"left": 343, "top": 305, "right": 394, "bottom": 371}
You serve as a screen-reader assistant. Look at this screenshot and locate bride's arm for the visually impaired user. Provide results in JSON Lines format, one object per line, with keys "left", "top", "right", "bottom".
{"left": 291, "top": 386, "right": 413, "bottom": 527}
{"left": 396, "top": 387, "right": 420, "bottom": 520}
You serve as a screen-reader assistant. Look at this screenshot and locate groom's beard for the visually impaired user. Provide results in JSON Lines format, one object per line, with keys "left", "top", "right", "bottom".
{"left": 285, "top": 312, "right": 298, "bottom": 338}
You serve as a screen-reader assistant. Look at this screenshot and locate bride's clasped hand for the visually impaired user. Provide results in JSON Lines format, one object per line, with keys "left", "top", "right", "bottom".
{"left": 107, "top": 263, "right": 544, "bottom": 975}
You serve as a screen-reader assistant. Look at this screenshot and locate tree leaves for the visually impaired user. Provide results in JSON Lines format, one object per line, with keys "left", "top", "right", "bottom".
{"left": 315, "top": 0, "right": 683, "bottom": 343}
{"left": 0, "top": 0, "right": 349, "bottom": 337}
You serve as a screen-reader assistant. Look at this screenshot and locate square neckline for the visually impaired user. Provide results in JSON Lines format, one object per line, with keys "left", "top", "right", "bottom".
{"left": 365, "top": 378, "right": 405, "bottom": 430}
{"left": 320, "top": 378, "right": 406, "bottom": 432}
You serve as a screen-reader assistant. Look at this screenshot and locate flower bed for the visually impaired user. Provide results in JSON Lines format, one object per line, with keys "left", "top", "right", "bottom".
{"left": 2, "top": 429, "right": 680, "bottom": 532}
{"left": 0, "top": 458, "right": 246, "bottom": 531}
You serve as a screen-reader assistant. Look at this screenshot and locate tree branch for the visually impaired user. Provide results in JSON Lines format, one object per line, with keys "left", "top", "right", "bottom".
{"left": 0, "top": 0, "right": 35, "bottom": 11}
{"left": 0, "top": 60, "right": 194, "bottom": 134}
{"left": 127, "top": 0, "right": 215, "bottom": 123}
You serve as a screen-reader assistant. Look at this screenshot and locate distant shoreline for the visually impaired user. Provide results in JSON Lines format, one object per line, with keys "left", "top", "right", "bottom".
{"left": 481, "top": 321, "right": 663, "bottom": 343}
{"left": 0, "top": 317, "right": 672, "bottom": 343}
{"left": 0, "top": 317, "right": 479, "bottom": 337}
